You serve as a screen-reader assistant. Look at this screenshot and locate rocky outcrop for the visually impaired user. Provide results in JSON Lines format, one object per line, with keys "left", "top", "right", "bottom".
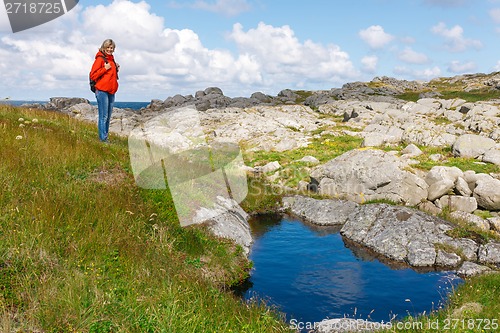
{"left": 284, "top": 195, "right": 500, "bottom": 276}
{"left": 309, "top": 149, "right": 428, "bottom": 206}
{"left": 195, "top": 196, "right": 253, "bottom": 255}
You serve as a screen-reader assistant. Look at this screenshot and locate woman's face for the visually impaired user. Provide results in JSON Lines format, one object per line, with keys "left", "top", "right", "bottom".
{"left": 104, "top": 44, "right": 115, "bottom": 55}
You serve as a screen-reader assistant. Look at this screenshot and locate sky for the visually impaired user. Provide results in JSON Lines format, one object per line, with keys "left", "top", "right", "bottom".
{"left": 1, "top": 0, "right": 500, "bottom": 102}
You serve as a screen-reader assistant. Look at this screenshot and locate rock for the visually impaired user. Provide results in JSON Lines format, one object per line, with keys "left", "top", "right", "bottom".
{"left": 361, "top": 132, "right": 387, "bottom": 147}
{"left": 457, "top": 261, "right": 491, "bottom": 277}
{"left": 47, "top": 97, "right": 89, "bottom": 109}
{"left": 446, "top": 238, "right": 479, "bottom": 261}
{"left": 194, "top": 196, "right": 253, "bottom": 255}
{"left": 282, "top": 195, "right": 358, "bottom": 226}
{"left": 340, "top": 204, "right": 454, "bottom": 265}
{"left": 407, "top": 241, "right": 436, "bottom": 266}
{"left": 435, "top": 195, "right": 477, "bottom": 213}
{"left": 401, "top": 143, "right": 423, "bottom": 157}
{"left": 451, "top": 302, "right": 483, "bottom": 318}
{"left": 478, "top": 242, "right": 500, "bottom": 265}
{"left": 259, "top": 161, "right": 281, "bottom": 174}
{"left": 310, "top": 149, "right": 428, "bottom": 205}
{"left": 483, "top": 149, "right": 500, "bottom": 166}
{"left": 427, "top": 179, "right": 455, "bottom": 201}
{"left": 425, "top": 166, "right": 464, "bottom": 185}
{"left": 473, "top": 176, "right": 500, "bottom": 210}
{"left": 435, "top": 250, "right": 462, "bottom": 267}
{"left": 204, "top": 87, "right": 224, "bottom": 95}
{"left": 452, "top": 134, "right": 496, "bottom": 158}
{"left": 488, "top": 216, "right": 500, "bottom": 232}
{"left": 450, "top": 211, "right": 490, "bottom": 231}
{"left": 316, "top": 318, "right": 385, "bottom": 333}
{"left": 418, "top": 201, "right": 442, "bottom": 215}
{"left": 455, "top": 177, "right": 472, "bottom": 196}
{"left": 298, "top": 155, "right": 320, "bottom": 165}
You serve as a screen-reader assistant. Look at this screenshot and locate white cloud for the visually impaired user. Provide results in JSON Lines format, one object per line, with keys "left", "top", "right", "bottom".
{"left": 494, "top": 60, "right": 500, "bottom": 71}
{"left": 398, "top": 47, "right": 429, "bottom": 64}
{"left": 228, "top": 22, "right": 359, "bottom": 85}
{"left": 431, "top": 22, "right": 482, "bottom": 52}
{"left": 0, "top": 1, "right": 360, "bottom": 100}
{"left": 191, "top": 0, "right": 251, "bottom": 17}
{"left": 447, "top": 60, "right": 476, "bottom": 73}
{"left": 490, "top": 8, "right": 500, "bottom": 24}
{"left": 359, "top": 25, "right": 394, "bottom": 49}
{"left": 361, "top": 55, "right": 378, "bottom": 73}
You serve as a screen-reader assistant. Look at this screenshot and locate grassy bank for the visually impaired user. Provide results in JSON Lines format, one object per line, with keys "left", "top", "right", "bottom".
{"left": 0, "top": 106, "right": 290, "bottom": 332}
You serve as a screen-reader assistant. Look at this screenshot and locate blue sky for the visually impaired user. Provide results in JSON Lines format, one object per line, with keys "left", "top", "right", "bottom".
{"left": 1, "top": 0, "right": 500, "bottom": 101}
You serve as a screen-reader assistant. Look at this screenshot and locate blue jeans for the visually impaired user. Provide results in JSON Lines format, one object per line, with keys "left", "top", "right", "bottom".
{"left": 95, "top": 89, "right": 115, "bottom": 142}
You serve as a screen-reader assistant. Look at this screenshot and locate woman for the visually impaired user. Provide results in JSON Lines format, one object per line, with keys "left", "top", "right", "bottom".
{"left": 89, "top": 39, "right": 119, "bottom": 143}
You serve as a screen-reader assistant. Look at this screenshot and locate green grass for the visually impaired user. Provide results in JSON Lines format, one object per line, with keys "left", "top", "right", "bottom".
{"left": 0, "top": 105, "right": 290, "bottom": 333}
{"left": 413, "top": 146, "right": 500, "bottom": 174}
{"left": 395, "top": 87, "right": 500, "bottom": 103}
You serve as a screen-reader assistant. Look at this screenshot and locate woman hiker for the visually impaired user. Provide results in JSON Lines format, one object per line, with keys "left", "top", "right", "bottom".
{"left": 89, "top": 39, "right": 120, "bottom": 143}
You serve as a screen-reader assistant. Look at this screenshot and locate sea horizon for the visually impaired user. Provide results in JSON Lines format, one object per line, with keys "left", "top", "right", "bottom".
{"left": 0, "top": 100, "right": 150, "bottom": 111}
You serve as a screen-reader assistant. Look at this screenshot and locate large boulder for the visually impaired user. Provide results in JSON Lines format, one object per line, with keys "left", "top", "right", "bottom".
{"left": 195, "top": 196, "right": 253, "bottom": 255}
{"left": 452, "top": 134, "right": 496, "bottom": 158}
{"left": 310, "top": 149, "right": 428, "bottom": 205}
{"left": 282, "top": 195, "right": 358, "bottom": 226}
{"left": 473, "top": 176, "right": 500, "bottom": 211}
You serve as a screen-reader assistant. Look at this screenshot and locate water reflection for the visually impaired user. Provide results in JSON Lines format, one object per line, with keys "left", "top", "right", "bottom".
{"left": 244, "top": 214, "right": 462, "bottom": 325}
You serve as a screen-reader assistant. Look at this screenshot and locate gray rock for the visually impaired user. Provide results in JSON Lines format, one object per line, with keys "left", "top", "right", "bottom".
{"left": 418, "top": 201, "right": 442, "bottom": 215}
{"left": 427, "top": 179, "right": 455, "bottom": 201}
{"left": 195, "top": 197, "right": 252, "bottom": 255}
{"left": 455, "top": 177, "right": 473, "bottom": 196}
{"left": 473, "top": 176, "right": 500, "bottom": 210}
{"left": 259, "top": 161, "right": 281, "bottom": 174}
{"left": 435, "top": 250, "right": 462, "bottom": 267}
{"left": 446, "top": 238, "right": 479, "bottom": 261}
{"left": 310, "top": 149, "right": 428, "bottom": 205}
{"left": 283, "top": 195, "right": 358, "bottom": 226}
{"left": 425, "top": 166, "right": 464, "bottom": 185}
{"left": 340, "top": 204, "right": 452, "bottom": 265}
{"left": 316, "top": 318, "right": 385, "bottom": 333}
{"left": 407, "top": 241, "right": 437, "bottom": 266}
{"left": 457, "top": 261, "right": 491, "bottom": 277}
{"left": 47, "top": 97, "right": 89, "bottom": 109}
{"left": 452, "top": 134, "right": 496, "bottom": 158}
{"left": 298, "top": 155, "right": 320, "bottom": 165}
{"left": 483, "top": 149, "right": 500, "bottom": 166}
{"left": 401, "top": 143, "right": 423, "bottom": 157}
{"left": 488, "top": 216, "right": 500, "bottom": 232}
{"left": 478, "top": 242, "right": 500, "bottom": 265}
{"left": 450, "top": 211, "right": 490, "bottom": 231}
{"left": 435, "top": 195, "right": 477, "bottom": 213}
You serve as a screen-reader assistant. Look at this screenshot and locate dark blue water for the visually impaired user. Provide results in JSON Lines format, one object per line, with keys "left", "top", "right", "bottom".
{"left": 0, "top": 100, "right": 149, "bottom": 110}
{"left": 244, "top": 215, "right": 462, "bottom": 327}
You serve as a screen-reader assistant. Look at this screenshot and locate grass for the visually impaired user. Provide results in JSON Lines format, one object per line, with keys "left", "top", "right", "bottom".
{"left": 0, "top": 105, "right": 290, "bottom": 333}
{"left": 413, "top": 146, "right": 500, "bottom": 174}
{"left": 2, "top": 104, "right": 499, "bottom": 333}
{"left": 243, "top": 132, "right": 363, "bottom": 189}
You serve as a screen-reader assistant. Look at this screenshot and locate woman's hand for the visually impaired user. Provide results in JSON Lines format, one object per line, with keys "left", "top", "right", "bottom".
{"left": 105, "top": 62, "right": 111, "bottom": 70}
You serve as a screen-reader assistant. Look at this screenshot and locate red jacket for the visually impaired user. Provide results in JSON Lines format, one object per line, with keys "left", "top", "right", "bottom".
{"left": 89, "top": 51, "right": 119, "bottom": 94}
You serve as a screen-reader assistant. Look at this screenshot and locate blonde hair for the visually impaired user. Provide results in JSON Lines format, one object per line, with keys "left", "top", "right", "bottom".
{"left": 99, "top": 39, "right": 116, "bottom": 53}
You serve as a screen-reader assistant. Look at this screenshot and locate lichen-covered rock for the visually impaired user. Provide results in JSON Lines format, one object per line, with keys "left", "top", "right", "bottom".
{"left": 310, "top": 149, "right": 428, "bottom": 205}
